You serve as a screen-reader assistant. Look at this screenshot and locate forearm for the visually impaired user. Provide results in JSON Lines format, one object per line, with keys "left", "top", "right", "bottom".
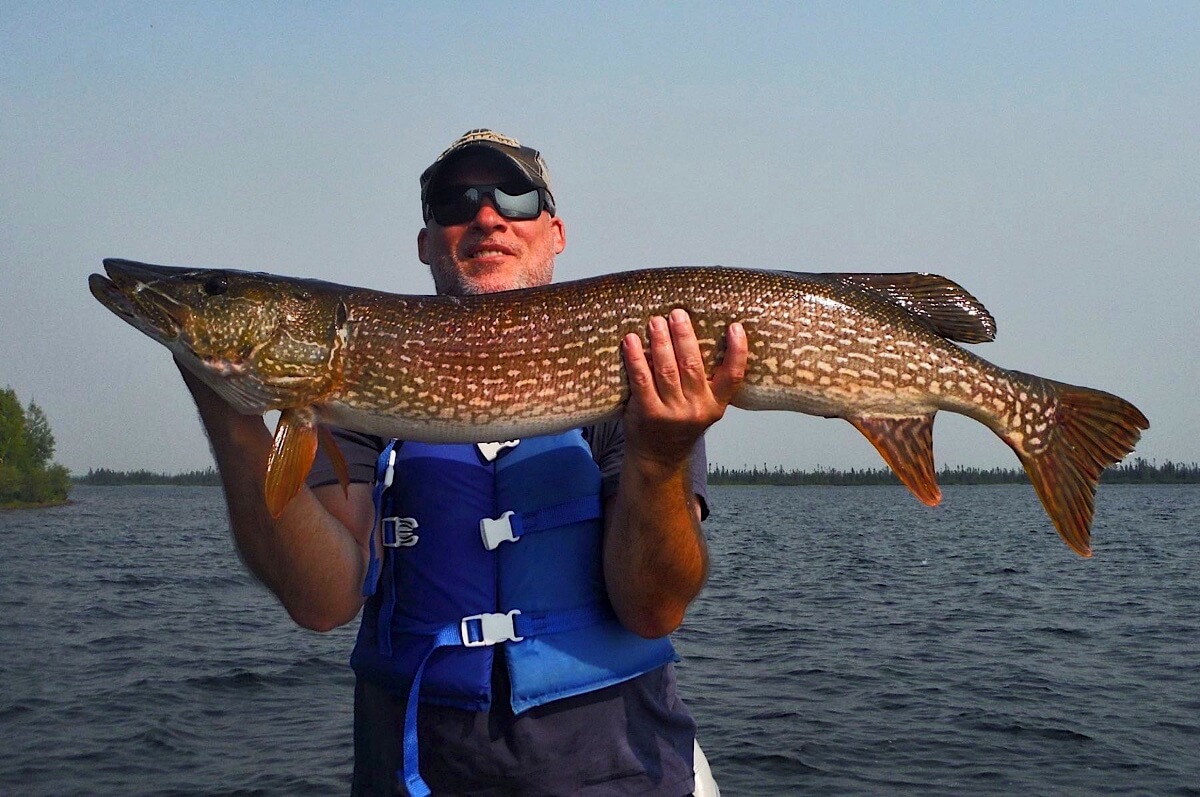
{"left": 183, "top": 367, "right": 370, "bottom": 631}
{"left": 604, "top": 455, "right": 708, "bottom": 639}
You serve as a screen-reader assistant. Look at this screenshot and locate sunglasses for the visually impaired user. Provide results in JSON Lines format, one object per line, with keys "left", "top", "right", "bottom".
{"left": 424, "top": 183, "right": 555, "bottom": 226}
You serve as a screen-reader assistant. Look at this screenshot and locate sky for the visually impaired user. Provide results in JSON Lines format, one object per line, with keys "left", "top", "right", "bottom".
{"left": 2, "top": 2, "right": 1197, "bottom": 476}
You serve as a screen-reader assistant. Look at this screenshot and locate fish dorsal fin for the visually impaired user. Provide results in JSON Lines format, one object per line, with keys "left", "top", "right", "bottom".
{"left": 848, "top": 414, "right": 942, "bottom": 506}
{"left": 838, "top": 273, "right": 997, "bottom": 344}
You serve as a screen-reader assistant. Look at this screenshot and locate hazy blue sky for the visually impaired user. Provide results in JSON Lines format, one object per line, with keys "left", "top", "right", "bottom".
{"left": 2, "top": 2, "right": 1196, "bottom": 476}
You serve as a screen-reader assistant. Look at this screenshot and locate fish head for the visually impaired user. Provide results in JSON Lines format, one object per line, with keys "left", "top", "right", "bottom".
{"left": 90, "top": 259, "right": 346, "bottom": 413}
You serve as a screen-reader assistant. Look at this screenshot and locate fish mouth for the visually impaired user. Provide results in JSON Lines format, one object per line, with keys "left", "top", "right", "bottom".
{"left": 89, "top": 259, "right": 194, "bottom": 343}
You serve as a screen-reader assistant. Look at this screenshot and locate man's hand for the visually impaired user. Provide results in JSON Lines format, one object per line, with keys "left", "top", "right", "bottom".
{"left": 620, "top": 309, "right": 747, "bottom": 476}
{"left": 174, "top": 359, "right": 374, "bottom": 632}
{"left": 605, "top": 312, "right": 746, "bottom": 638}
{"left": 175, "top": 359, "right": 271, "bottom": 443}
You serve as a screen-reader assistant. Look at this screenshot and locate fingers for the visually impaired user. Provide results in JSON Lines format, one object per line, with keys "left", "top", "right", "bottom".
{"left": 621, "top": 312, "right": 746, "bottom": 471}
{"left": 646, "top": 315, "right": 681, "bottom": 402}
{"left": 621, "top": 312, "right": 690, "bottom": 411}
{"left": 666, "top": 310, "right": 710, "bottom": 396}
{"left": 622, "top": 330, "right": 655, "bottom": 400}
{"left": 711, "top": 321, "right": 747, "bottom": 405}
{"left": 173, "top": 356, "right": 264, "bottom": 433}
{"left": 646, "top": 311, "right": 700, "bottom": 403}
{"left": 174, "top": 357, "right": 219, "bottom": 402}
{"left": 621, "top": 310, "right": 747, "bottom": 411}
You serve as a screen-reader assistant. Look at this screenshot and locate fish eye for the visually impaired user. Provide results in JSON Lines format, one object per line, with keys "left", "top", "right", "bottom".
{"left": 203, "top": 274, "right": 229, "bottom": 296}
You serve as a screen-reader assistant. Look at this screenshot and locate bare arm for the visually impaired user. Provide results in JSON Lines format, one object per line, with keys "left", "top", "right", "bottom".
{"left": 177, "top": 362, "right": 376, "bottom": 632}
{"left": 603, "top": 311, "right": 746, "bottom": 638}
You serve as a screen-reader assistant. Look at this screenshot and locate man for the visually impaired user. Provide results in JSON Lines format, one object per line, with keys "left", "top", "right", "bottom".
{"left": 179, "top": 129, "right": 746, "bottom": 795}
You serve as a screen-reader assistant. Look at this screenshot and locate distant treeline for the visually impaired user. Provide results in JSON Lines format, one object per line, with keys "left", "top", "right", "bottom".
{"left": 73, "top": 458, "right": 1200, "bottom": 488}
{"left": 74, "top": 467, "right": 222, "bottom": 486}
{"left": 708, "top": 458, "right": 1200, "bottom": 486}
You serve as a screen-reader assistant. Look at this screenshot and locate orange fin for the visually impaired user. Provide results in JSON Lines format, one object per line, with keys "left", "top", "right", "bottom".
{"left": 1009, "top": 375, "right": 1149, "bottom": 558}
{"left": 318, "top": 424, "right": 351, "bottom": 499}
{"left": 265, "top": 409, "right": 319, "bottom": 518}
{"left": 849, "top": 414, "right": 941, "bottom": 506}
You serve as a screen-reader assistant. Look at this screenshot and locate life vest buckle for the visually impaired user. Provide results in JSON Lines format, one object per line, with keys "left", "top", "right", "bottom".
{"left": 382, "top": 516, "right": 419, "bottom": 548}
{"left": 479, "top": 510, "right": 520, "bottom": 550}
{"left": 460, "top": 609, "right": 523, "bottom": 647}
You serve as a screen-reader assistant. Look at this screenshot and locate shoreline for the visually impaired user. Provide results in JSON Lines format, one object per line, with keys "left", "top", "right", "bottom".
{"left": 1, "top": 498, "right": 72, "bottom": 511}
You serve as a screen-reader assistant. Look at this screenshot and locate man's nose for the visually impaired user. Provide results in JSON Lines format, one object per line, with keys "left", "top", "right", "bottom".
{"left": 470, "top": 197, "right": 507, "bottom": 228}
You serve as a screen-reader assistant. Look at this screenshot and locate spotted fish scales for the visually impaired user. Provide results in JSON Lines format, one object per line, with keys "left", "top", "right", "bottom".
{"left": 90, "top": 259, "right": 1148, "bottom": 557}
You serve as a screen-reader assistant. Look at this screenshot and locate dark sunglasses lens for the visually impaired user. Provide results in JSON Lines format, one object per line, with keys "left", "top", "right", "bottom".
{"left": 428, "top": 189, "right": 477, "bottom": 226}
{"left": 429, "top": 186, "right": 542, "bottom": 225}
{"left": 493, "top": 188, "right": 541, "bottom": 220}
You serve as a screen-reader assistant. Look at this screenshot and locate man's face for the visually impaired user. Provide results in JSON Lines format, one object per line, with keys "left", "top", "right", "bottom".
{"left": 418, "top": 154, "right": 566, "bottom": 296}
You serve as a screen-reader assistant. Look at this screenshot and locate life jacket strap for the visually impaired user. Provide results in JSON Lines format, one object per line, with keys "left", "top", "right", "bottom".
{"left": 479, "top": 493, "right": 603, "bottom": 550}
{"left": 361, "top": 439, "right": 400, "bottom": 599}
{"left": 397, "top": 602, "right": 610, "bottom": 797}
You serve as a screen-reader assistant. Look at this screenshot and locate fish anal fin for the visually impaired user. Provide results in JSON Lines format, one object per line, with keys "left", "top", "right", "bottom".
{"left": 265, "top": 408, "right": 319, "bottom": 518}
{"left": 318, "top": 424, "right": 351, "bottom": 498}
{"left": 838, "top": 273, "right": 997, "bottom": 344}
{"left": 849, "top": 414, "right": 941, "bottom": 506}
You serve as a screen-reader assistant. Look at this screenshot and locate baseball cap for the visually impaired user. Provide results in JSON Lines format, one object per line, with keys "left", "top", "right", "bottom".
{"left": 419, "top": 129, "right": 553, "bottom": 203}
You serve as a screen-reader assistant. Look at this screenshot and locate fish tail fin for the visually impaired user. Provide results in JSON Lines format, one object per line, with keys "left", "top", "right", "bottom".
{"left": 1008, "top": 375, "right": 1149, "bottom": 558}
{"left": 849, "top": 414, "right": 942, "bottom": 506}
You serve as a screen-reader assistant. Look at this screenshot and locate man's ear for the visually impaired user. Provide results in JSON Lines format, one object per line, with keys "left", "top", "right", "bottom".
{"left": 417, "top": 227, "right": 431, "bottom": 265}
{"left": 551, "top": 216, "right": 566, "bottom": 255}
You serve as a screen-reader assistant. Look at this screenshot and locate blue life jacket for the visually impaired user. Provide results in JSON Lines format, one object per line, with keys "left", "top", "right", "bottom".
{"left": 351, "top": 431, "right": 677, "bottom": 796}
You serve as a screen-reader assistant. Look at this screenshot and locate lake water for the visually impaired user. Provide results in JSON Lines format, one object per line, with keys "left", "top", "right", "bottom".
{"left": 1, "top": 484, "right": 1197, "bottom": 796}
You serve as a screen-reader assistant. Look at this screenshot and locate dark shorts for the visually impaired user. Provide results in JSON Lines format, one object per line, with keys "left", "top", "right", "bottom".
{"left": 352, "top": 662, "right": 697, "bottom": 797}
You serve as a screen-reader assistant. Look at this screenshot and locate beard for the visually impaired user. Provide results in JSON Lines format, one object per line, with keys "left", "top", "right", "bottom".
{"left": 427, "top": 248, "right": 557, "bottom": 296}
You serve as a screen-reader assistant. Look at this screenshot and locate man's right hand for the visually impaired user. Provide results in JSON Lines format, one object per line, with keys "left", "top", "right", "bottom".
{"left": 174, "top": 359, "right": 375, "bottom": 631}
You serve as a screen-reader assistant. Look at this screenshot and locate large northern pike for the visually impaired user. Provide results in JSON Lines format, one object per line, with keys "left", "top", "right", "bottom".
{"left": 90, "top": 258, "right": 1148, "bottom": 557}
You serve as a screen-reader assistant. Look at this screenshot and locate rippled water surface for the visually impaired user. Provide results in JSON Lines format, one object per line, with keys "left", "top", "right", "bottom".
{"left": 2, "top": 484, "right": 1197, "bottom": 795}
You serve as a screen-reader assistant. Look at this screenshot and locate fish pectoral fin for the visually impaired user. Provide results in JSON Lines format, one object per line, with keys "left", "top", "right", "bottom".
{"left": 318, "top": 424, "right": 351, "bottom": 498}
{"left": 849, "top": 414, "right": 942, "bottom": 506}
{"left": 265, "top": 408, "right": 320, "bottom": 518}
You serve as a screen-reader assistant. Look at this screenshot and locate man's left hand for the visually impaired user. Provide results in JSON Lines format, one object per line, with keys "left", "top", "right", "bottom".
{"left": 620, "top": 309, "right": 748, "bottom": 476}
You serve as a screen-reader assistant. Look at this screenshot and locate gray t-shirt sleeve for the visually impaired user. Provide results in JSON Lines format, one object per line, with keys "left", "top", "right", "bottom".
{"left": 584, "top": 420, "right": 711, "bottom": 521}
{"left": 307, "top": 427, "right": 384, "bottom": 488}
